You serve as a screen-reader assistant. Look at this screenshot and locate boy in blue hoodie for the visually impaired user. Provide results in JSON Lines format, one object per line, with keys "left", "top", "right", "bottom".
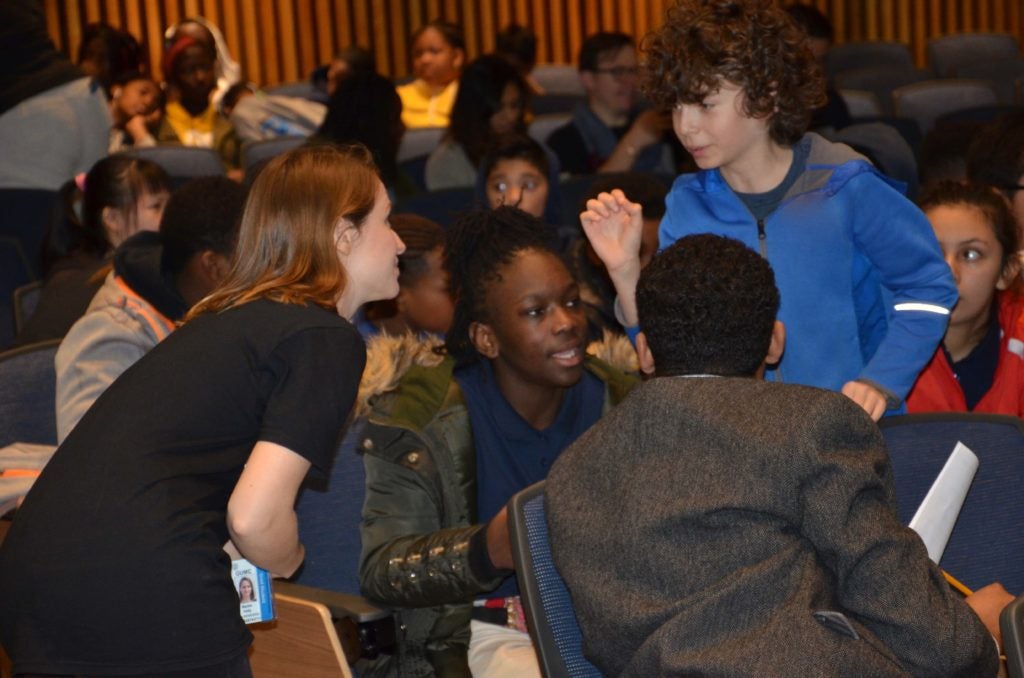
{"left": 582, "top": 0, "right": 956, "bottom": 420}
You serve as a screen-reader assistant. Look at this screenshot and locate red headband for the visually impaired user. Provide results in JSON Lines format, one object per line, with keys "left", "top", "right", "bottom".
{"left": 162, "top": 35, "right": 199, "bottom": 80}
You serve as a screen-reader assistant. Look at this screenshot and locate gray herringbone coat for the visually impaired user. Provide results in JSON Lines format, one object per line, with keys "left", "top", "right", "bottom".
{"left": 547, "top": 376, "right": 996, "bottom": 677}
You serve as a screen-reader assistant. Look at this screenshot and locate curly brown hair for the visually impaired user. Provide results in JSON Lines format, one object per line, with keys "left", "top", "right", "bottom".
{"left": 643, "top": 0, "right": 826, "bottom": 146}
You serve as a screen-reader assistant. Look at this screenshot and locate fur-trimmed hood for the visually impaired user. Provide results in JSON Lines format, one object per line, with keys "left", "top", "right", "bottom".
{"left": 354, "top": 331, "right": 639, "bottom": 418}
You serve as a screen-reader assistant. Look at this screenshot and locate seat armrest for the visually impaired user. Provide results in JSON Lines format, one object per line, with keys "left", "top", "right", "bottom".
{"left": 1001, "top": 592, "right": 1024, "bottom": 678}
{"left": 275, "top": 580, "right": 389, "bottom": 624}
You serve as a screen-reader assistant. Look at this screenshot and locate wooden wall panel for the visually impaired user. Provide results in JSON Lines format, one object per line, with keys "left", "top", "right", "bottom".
{"left": 44, "top": 0, "right": 1024, "bottom": 88}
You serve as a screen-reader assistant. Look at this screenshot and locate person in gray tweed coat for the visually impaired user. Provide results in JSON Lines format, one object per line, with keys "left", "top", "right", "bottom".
{"left": 546, "top": 233, "right": 1011, "bottom": 677}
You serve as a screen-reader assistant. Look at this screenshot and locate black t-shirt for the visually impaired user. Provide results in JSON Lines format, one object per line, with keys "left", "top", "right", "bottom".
{"left": 0, "top": 299, "right": 365, "bottom": 675}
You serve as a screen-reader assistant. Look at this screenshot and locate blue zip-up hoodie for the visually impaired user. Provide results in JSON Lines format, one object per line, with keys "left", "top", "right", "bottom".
{"left": 659, "top": 133, "right": 957, "bottom": 407}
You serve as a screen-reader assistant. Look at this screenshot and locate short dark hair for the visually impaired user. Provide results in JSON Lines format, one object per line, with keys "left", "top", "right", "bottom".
{"left": 160, "top": 177, "right": 246, "bottom": 274}
{"left": 966, "top": 111, "right": 1024, "bottom": 199}
{"left": 583, "top": 172, "right": 669, "bottom": 221}
{"left": 412, "top": 20, "right": 465, "bottom": 52}
{"left": 578, "top": 32, "right": 634, "bottom": 72}
{"left": 643, "top": 0, "right": 826, "bottom": 146}
{"left": 480, "top": 134, "right": 550, "bottom": 184}
{"left": 389, "top": 213, "right": 446, "bottom": 288}
{"left": 443, "top": 206, "right": 558, "bottom": 365}
{"left": 497, "top": 24, "right": 538, "bottom": 73}
{"left": 637, "top": 234, "right": 779, "bottom": 377}
{"left": 918, "top": 180, "right": 1020, "bottom": 272}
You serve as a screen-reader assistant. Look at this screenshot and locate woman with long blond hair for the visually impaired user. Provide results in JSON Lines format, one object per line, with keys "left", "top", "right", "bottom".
{"left": 0, "top": 145, "right": 405, "bottom": 677}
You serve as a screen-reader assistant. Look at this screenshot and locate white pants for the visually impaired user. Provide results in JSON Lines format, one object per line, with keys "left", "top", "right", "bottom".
{"left": 467, "top": 619, "right": 541, "bottom": 678}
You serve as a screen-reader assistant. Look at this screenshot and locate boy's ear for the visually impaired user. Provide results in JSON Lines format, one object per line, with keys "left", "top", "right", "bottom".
{"left": 198, "top": 250, "right": 231, "bottom": 286}
{"left": 469, "top": 321, "right": 499, "bottom": 359}
{"left": 766, "top": 320, "right": 785, "bottom": 366}
{"left": 635, "top": 331, "right": 656, "bottom": 375}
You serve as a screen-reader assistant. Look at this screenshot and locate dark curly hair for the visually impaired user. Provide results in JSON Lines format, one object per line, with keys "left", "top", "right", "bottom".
{"left": 643, "top": 0, "right": 826, "bottom": 146}
{"left": 442, "top": 206, "right": 558, "bottom": 365}
{"left": 637, "top": 233, "right": 779, "bottom": 376}
{"left": 918, "top": 180, "right": 1020, "bottom": 272}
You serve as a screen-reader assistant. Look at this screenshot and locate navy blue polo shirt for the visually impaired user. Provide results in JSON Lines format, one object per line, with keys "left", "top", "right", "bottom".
{"left": 455, "top": 358, "right": 605, "bottom": 599}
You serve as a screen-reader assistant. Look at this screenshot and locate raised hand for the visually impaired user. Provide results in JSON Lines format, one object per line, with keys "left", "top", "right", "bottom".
{"left": 580, "top": 190, "right": 646, "bottom": 326}
{"left": 580, "top": 189, "right": 644, "bottom": 276}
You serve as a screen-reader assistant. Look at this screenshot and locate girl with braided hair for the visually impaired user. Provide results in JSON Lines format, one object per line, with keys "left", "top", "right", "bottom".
{"left": 356, "top": 206, "right": 636, "bottom": 677}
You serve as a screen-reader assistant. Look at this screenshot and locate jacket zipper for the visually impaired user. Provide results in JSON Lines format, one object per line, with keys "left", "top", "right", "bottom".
{"left": 755, "top": 216, "right": 780, "bottom": 381}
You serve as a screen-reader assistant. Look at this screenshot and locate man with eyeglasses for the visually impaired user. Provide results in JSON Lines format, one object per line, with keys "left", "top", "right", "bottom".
{"left": 548, "top": 32, "right": 677, "bottom": 176}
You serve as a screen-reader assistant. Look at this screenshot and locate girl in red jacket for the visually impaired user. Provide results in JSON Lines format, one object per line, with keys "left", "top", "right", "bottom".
{"left": 907, "top": 181, "right": 1024, "bottom": 415}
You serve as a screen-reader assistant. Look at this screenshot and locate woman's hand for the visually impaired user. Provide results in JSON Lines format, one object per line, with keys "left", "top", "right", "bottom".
{"left": 580, "top": 190, "right": 645, "bottom": 326}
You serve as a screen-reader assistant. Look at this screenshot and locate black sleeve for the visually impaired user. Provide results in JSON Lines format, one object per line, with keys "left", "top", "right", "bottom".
{"left": 259, "top": 323, "right": 366, "bottom": 473}
{"left": 547, "top": 123, "right": 591, "bottom": 175}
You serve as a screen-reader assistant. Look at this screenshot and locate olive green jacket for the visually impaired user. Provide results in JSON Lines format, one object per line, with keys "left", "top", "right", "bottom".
{"left": 356, "top": 334, "right": 636, "bottom": 677}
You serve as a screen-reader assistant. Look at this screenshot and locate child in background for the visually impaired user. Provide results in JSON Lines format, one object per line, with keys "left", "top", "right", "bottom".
{"left": 14, "top": 156, "right": 171, "bottom": 346}
{"left": 157, "top": 34, "right": 241, "bottom": 177}
{"left": 55, "top": 176, "right": 246, "bottom": 441}
{"left": 907, "top": 181, "right": 1024, "bottom": 416}
{"left": 582, "top": 0, "right": 956, "bottom": 420}
{"left": 478, "top": 134, "right": 557, "bottom": 223}
{"left": 397, "top": 20, "right": 465, "bottom": 129}
{"left": 360, "top": 213, "right": 454, "bottom": 338}
{"left": 425, "top": 54, "right": 528, "bottom": 190}
{"left": 108, "top": 72, "right": 161, "bottom": 152}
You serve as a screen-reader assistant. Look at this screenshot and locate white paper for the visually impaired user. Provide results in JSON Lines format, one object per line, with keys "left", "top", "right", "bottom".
{"left": 908, "top": 441, "right": 978, "bottom": 563}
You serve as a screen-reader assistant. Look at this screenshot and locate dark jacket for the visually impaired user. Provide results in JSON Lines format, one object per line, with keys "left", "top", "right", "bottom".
{"left": 547, "top": 376, "right": 998, "bottom": 677}
{"left": 357, "top": 334, "right": 637, "bottom": 676}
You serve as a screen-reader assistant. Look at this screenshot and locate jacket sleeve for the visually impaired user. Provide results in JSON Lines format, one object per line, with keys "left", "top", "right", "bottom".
{"left": 358, "top": 425, "right": 507, "bottom": 608}
{"left": 55, "top": 307, "right": 156, "bottom": 443}
{"left": 796, "top": 394, "right": 997, "bottom": 676}
{"left": 848, "top": 172, "right": 958, "bottom": 402}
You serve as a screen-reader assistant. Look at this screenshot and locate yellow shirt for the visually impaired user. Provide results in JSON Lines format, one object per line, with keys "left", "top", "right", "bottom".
{"left": 397, "top": 79, "right": 458, "bottom": 129}
{"left": 164, "top": 100, "right": 217, "bottom": 147}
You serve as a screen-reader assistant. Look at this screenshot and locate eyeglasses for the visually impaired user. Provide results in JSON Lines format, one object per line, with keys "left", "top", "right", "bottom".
{"left": 593, "top": 66, "right": 639, "bottom": 79}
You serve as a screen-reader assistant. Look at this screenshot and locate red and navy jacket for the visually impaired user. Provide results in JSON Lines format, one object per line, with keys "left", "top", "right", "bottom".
{"left": 906, "top": 291, "right": 1024, "bottom": 417}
